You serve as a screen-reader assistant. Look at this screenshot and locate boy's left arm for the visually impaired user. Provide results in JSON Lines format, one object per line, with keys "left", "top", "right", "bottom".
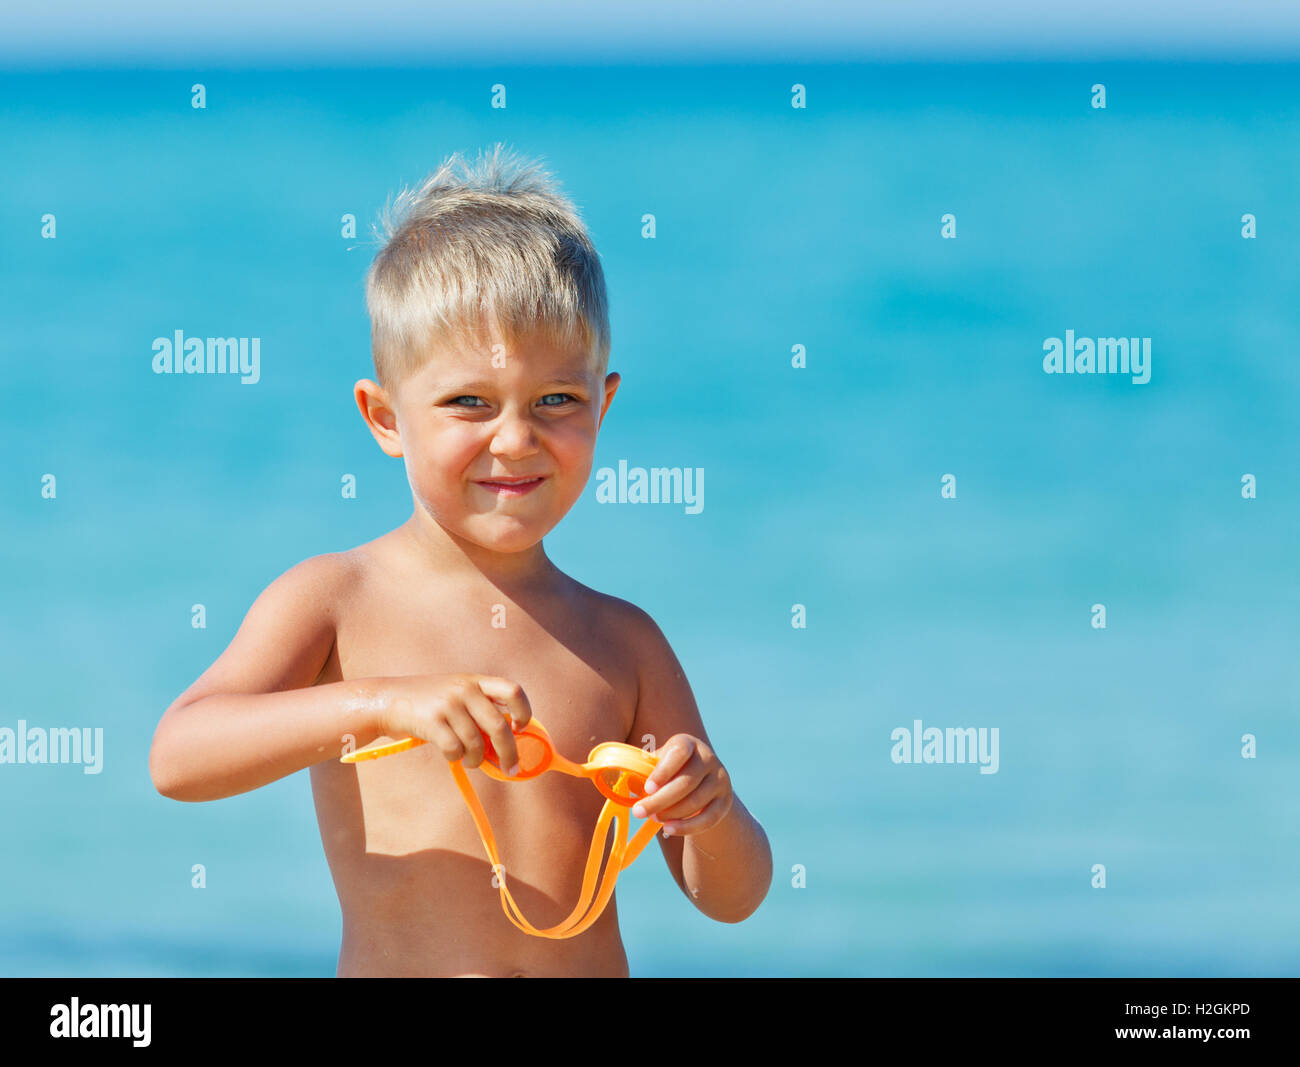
{"left": 623, "top": 606, "right": 772, "bottom": 923}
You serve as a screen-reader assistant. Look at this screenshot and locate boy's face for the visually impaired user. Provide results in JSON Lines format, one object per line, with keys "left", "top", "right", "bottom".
{"left": 356, "top": 330, "right": 619, "bottom": 556}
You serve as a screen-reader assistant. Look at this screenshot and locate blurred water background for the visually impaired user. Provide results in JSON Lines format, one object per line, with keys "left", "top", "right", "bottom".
{"left": 0, "top": 60, "right": 1297, "bottom": 975}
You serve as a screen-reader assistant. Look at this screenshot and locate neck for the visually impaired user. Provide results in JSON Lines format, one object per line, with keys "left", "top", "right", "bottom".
{"left": 400, "top": 508, "right": 558, "bottom": 593}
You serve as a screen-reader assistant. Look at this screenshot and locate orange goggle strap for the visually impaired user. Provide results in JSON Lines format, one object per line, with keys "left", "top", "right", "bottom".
{"left": 449, "top": 759, "right": 661, "bottom": 939}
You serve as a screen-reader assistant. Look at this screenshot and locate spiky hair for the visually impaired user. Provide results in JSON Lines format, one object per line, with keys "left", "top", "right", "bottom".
{"left": 364, "top": 143, "right": 610, "bottom": 391}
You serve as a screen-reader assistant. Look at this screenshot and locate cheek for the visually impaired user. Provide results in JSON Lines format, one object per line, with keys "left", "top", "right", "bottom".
{"left": 406, "top": 425, "right": 481, "bottom": 488}
{"left": 551, "top": 435, "right": 599, "bottom": 508}
{"left": 552, "top": 422, "right": 599, "bottom": 467}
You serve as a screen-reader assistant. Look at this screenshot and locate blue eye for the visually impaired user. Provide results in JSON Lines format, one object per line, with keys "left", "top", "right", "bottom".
{"left": 540, "top": 393, "right": 577, "bottom": 406}
{"left": 450, "top": 396, "right": 486, "bottom": 407}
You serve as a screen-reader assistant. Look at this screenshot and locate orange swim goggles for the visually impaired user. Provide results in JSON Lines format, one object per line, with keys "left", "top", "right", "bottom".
{"left": 340, "top": 718, "right": 662, "bottom": 939}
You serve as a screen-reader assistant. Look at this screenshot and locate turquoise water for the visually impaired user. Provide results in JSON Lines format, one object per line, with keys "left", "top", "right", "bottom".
{"left": 1, "top": 61, "right": 1298, "bottom": 977}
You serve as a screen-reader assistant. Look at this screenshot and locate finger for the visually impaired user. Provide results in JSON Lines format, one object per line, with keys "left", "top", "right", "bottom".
{"left": 429, "top": 718, "right": 468, "bottom": 763}
{"left": 442, "top": 697, "right": 487, "bottom": 769}
{"left": 461, "top": 683, "right": 517, "bottom": 774}
{"left": 645, "top": 778, "right": 718, "bottom": 822}
{"left": 659, "top": 793, "right": 732, "bottom": 837}
{"left": 642, "top": 736, "right": 696, "bottom": 793}
{"left": 474, "top": 676, "right": 532, "bottom": 729}
{"left": 632, "top": 761, "right": 704, "bottom": 820}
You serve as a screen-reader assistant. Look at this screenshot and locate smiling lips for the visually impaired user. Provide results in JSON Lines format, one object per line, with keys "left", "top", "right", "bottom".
{"left": 474, "top": 475, "right": 546, "bottom": 497}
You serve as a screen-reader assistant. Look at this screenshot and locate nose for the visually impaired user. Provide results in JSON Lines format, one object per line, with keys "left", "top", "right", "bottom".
{"left": 488, "top": 409, "right": 540, "bottom": 460}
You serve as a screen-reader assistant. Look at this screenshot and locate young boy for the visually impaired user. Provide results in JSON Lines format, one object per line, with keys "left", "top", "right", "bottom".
{"left": 148, "top": 144, "right": 772, "bottom": 977}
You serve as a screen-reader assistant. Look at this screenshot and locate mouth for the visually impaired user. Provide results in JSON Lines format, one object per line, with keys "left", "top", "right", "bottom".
{"left": 474, "top": 476, "right": 546, "bottom": 497}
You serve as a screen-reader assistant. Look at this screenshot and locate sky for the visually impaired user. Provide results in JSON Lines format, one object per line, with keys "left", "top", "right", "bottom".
{"left": 2, "top": 2, "right": 1300, "bottom": 66}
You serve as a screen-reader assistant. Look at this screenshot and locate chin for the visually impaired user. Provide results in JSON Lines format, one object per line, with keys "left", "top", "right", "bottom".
{"left": 467, "top": 520, "right": 549, "bottom": 553}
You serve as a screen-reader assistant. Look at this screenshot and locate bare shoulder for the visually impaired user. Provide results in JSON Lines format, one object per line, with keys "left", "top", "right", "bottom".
{"left": 164, "top": 550, "right": 367, "bottom": 712}
{"left": 567, "top": 583, "right": 669, "bottom": 656}
{"left": 232, "top": 545, "right": 378, "bottom": 663}
{"left": 264, "top": 549, "right": 367, "bottom": 619}
{"left": 565, "top": 583, "right": 694, "bottom": 710}
{"left": 277, "top": 529, "right": 411, "bottom": 598}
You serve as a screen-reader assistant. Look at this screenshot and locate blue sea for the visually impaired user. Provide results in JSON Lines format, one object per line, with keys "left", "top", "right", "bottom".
{"left": 1, "top": 61, "right": 1297, "bottom": 977}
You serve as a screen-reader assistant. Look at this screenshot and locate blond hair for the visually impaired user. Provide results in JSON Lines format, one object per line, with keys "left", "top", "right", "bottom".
{"left": 364, "top": 143, "right": 610, "bottom": 392}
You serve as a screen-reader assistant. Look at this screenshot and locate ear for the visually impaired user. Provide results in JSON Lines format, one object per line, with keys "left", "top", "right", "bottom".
{"left": 597, "top": 371, "right": 621, "bottom": 431}
{"left": 354, "top": 379, "right": 403, "bottom": 458}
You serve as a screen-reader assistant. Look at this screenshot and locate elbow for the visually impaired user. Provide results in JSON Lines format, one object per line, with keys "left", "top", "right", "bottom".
{"left": 735, "top": 851, "right": 775, "bottom": 923}
{"left": 700, "top": 859, "right": 774, "bottom": 925}
{"left": 710, "top": 905, "right": 760, "bottom": 925}
{"left": 727, "top": 875, "right": 774, "bottom": 925}
{"left": 149, "top": 748, "right": 178, "bottom": 800}
{"left": 149, "top": 730, "right": 189, "bottom": 801}
{"left": 715, "top": 836, "right": 775, "bottom": 923}
{"left": 702, "top": 893, "right": 766, "bottom": 925}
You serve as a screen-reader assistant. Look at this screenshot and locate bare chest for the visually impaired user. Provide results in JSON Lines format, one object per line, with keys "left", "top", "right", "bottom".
{"left": 308, "top": 574, "right": 643, "bottom": 940}
{"left": 327, "top": 580, "right": 637, "bottom": 758}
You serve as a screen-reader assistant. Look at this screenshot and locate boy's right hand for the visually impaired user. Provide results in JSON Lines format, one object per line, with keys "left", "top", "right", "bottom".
{"left": 377, "top": 674, "right": 533, "bottom": 776}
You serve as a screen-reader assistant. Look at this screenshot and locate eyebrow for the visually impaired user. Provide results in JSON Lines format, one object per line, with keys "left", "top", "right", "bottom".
{"left": 437, "top": 374, "right": 591, "bottom": 392}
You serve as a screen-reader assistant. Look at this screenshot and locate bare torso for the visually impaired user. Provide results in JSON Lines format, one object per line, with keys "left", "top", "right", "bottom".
{"left": 309, "top": 533, "right": 643, "bottom": 977}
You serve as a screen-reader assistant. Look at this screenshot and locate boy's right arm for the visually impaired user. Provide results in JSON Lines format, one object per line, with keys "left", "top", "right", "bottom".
{"left": 149, "top": 554, "right": 534, "bottom": 802}
{"left": 148, "top": 554, "right": 384, "bottom": 802}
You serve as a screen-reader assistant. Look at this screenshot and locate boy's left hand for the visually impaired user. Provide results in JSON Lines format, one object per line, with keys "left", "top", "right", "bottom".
{"left": 631, "top": 734, "right": 732, "bottom": 837}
